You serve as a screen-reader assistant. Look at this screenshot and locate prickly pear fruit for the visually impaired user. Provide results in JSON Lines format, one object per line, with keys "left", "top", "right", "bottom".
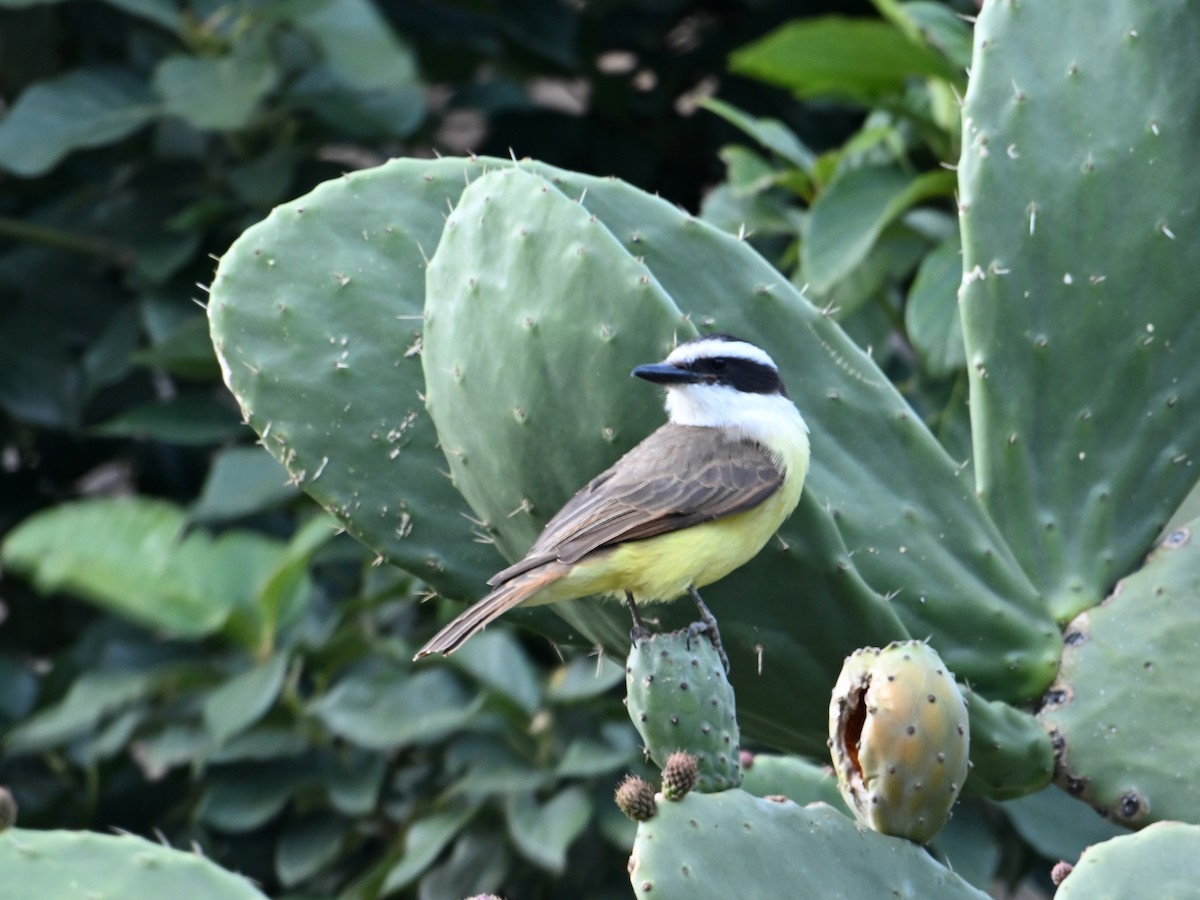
{"left": 615, "top": 775, "right": 658, "bottom": 822}
{"left": 662, "top": 752, "right": 699, "bottom": 801}
{"left": 829, "top": 641, "right": 970, "bottom": 843}
{"left": 625, "top": 629, "right": 741, "bottom": 793}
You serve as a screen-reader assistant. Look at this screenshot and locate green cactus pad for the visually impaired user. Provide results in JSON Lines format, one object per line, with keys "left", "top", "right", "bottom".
{"left": 208, "top": 159, "right": 503, "bottom": 601}
{"left": 422, "top": 166, "right": 691, "bottom": 562}
{"left": 0, "top": 829, "right": 268, "bottom": 899}
{"left": 1055, "top": 821, "right": 1200, "bottom": 899}
{"left": 1038, "top": 522, "right": 1200, "bottom": 827}
{"left": 958, "top": 686, "right": 1052, "bottom": 801}
{"left": 625, "top": 629, "right": 741, "bottom": 793}
{"left": 829, "top": 641, "right": 970, "bottom": 843}
{"left": 959, "top": 0, "right": 1200, "bottom": 621}
{"left": 629, "top": 791, "right": 987, "bottom": 899}
{"left": 740, "top": 753, "right": 847, "bottom": 812}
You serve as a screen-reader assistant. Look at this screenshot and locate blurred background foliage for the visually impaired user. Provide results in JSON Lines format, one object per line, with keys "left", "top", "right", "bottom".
{"left": 0, "top": 0, "right": 1098, "bottom": 896}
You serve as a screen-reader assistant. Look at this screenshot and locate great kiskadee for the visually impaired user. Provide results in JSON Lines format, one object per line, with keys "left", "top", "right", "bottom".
{"left": 414, "top": 334, "right": 810, "bottom": 661}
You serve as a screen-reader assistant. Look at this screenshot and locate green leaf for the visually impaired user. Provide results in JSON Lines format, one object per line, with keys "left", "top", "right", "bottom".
{"left": 0, "top": 0, "right": 183, "bottom": 30}
{"left": 90, "top": 392, "right": 245, "bottom": 444}
{"left": 809, "top": 222, "right": 930, "bottom": 317}
{"left": 0, "top": 67, "right": 158, "bottom": 176}
{"left": 153, "top": 49, "right": 277, "bottom": 131}
{"left": 1, "top": 499, "right": 241, "bottom": 637}
{"left": 324, "top": 752, "right": 387, "bottom": 815}
{"left": 131, "top": 725, "right": 211, "bottom": 780}
{"left": 380, "top": 800, "right": 480, "bottom": 893}
{"left": 803, "top": 166, "right": 955, "bottom": 293}
{"left": 555, "top": 735, "right": 635, "bottom": 778}
{"left": 449, "top": 630, "right": 541, "bottom": 715}
{"left": 504, "top": 786, "right": 591, "bottom": 873}
{"left": 730, "top": 17, "right": 958, "bottom": 104}
{"left": 203, "top": 653, "right": 290, "bottom": 746}
{"left": 1002, "top": 787, "right": 1127, "bottom": 863}
{"left": 190, "top": 445, "right": 299, "bottom": 524}
{"left": 902, "top": 1, "right": 975, "bottom": 69}
{"left": 311, "top": 664, "right": 481, "bottom": 750}
{"left": 720, "top": 145, "right": 785, "bottom": 197}
{"left": 276, "top": 815, "right": 347, "bottom": 887}
{"left": 699, "top": 97, "right": 815, "bottom": 171}
{"left": 197, "top": 761, "right": 314, "bottom": 832}
{"left": 905, "top": 233, "right": 966, "bottom": 376}
{"left": 132, "top": 316, "right": 222, "bottom": 380}
{"left": 290, "top": 0, "right": 417, "bottom": 91}
{"left": 418, "top": 831, "right": 508, "bottom": 900}
{"left": 6, "top": 669, "right": 162, "bottom": 754}
{"left": 545, "top": 655, "right": 626, "bottom": 702}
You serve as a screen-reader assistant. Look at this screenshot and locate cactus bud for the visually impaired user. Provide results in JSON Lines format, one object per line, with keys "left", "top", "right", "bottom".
{"left": 615, "top": 774, "right": 658, "bottom": 821}
{"left": 828, "top": 641, "right": 970, "bottom": 843}
{"left": 662, "top": 752, "right": 699, "bottom": 800}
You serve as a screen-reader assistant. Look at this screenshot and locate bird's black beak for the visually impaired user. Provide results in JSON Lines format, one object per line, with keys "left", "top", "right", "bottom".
{"left": 632, "top": 362, "right": 698, "bottom": 385}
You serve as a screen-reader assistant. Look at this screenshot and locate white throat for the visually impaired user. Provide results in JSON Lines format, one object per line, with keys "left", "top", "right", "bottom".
{"left": 664, "top": 383, "right": 810, "bottom": 473}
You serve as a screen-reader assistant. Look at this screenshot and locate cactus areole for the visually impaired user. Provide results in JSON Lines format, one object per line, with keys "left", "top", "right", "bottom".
{"left": 829, "top": 641, "right": 970, "bottom": 844}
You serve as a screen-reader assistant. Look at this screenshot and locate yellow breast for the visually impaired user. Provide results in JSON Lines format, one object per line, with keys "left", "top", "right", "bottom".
{"left": 528, "top": 427, "right": 809, "bottom": 606}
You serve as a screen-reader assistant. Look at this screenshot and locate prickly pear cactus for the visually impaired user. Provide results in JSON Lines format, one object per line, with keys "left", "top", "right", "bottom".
{"left": 959, "top": 0, "right": 1200, "bottom": 623}
{"left": 625, "top": 629, "right": 741, "bottom": 793}
{"left": 0, "top": 829, "right": 268, "bottom": 899}
{"left": 1054, "top": 821, "right": 1200, "bottom": 899}
{"left": 1038, "top": 521, "right": 1200, "bottom": 826}
{"left": 209, "top": 152, "right": 1061, "bottom": 785}
{"left": 829, "top": 641, "right": 970, "bottom": 844}
{"left": 629, "top": 792, "right": 987, "bottom": 900}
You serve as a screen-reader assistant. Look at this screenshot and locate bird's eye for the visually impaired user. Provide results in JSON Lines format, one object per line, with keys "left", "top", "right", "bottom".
{"left": 710, "top": 358, "right": 727, "bottom": 371}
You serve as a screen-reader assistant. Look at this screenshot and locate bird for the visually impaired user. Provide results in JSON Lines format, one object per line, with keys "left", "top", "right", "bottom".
{"left": 413, "top": 333, "right": 810, "bottom": 666}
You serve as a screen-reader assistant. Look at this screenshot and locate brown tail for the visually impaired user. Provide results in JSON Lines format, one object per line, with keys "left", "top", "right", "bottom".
{"left": 413, "top": 564, "right": 568, "bottom": 659}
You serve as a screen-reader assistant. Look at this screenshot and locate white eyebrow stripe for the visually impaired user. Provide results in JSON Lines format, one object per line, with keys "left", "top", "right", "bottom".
{"left": 665, "top": 338, "right": 777, "bottom": 370}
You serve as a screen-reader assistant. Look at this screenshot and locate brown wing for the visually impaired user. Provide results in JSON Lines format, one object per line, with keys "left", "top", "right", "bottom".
{"left": 488, "top": 424, "right": 782, "bottom": 586}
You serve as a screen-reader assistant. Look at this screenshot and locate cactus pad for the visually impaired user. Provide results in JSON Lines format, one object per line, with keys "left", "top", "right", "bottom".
{"left": 1055, "top": 821, "right": 1200, "bottom": 899}
{"left": 208, "top": 159, "right": 504, "bottom": 600}
{"left": 629, "top": 791, "right": 987, "bottom": 899}
{"left": 625, "top": 629, "right": 741, "bottom": 793}
{"left": 0, "top": 829, "right": 267, "bottom": 898}
{"left": 829, "top": 641, "right": 970, "bottom": 843}
{"left": 1038, "top": 522, "right": 1200, "bottom": 826}
{"left": 959, "top": 0, "right": 1200, "bottom": 621}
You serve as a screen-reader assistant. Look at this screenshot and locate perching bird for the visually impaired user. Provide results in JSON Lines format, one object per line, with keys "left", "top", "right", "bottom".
{"left": 414, "top": 334, "right": 810, "bottom": 664}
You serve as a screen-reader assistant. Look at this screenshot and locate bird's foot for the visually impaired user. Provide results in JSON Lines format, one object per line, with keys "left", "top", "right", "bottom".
{"left": 626, "top": 592, "right": 651, "bottom": 646}
{"left": 687, "top": 586, "right": 730, "bottom": 674}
